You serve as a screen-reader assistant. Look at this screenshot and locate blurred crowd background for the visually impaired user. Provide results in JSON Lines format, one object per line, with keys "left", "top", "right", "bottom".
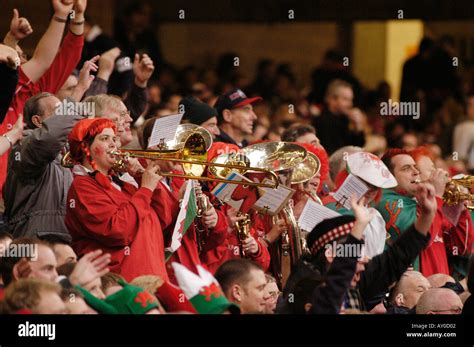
{"left": 3, "top": 0, "right": 474, "bottom": 174}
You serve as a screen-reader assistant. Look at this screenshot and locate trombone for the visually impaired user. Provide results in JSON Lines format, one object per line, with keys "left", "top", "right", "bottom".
{"left": 110, "top": 132, "right": 280, "bottom": 189}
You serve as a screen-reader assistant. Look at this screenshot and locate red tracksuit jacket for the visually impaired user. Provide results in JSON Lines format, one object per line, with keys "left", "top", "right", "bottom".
{"left": 65, "top": 171, "right": 177, "bottom": 282}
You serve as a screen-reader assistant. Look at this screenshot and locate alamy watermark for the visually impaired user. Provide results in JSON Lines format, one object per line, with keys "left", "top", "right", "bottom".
{"left": 380, "top": 99, "right": 420, "bottom": 119}
{"left": 0, "top": 243, "right": 38, "bottom": 261}
{"left": 18, "top": 321, "right": 55, "bottom": 340}
{"left": 55, "top": 99, "right": 95, "bottom": 117}
{"left": 324, "top": 241, "right": 365, "bottom": 259}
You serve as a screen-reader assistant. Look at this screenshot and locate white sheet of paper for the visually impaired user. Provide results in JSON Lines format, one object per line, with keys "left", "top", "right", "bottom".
{"left": 211, "top": 172, "right": 253, "bottom": 211}
{"left": 333, "top": 173, "right": 369, "bottom": 209}
{"left": 147, "top": 113, "right": 183, "bottom": 148}
{"left": 253, "top": 179, "right": 294, "bottom": 215}
{"left": 298, "top": 200, "right": 341, "bottom": 232}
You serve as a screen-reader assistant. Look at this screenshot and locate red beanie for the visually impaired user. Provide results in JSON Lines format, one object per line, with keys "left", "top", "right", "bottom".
{"left": 68, "top": 118, "right": 117, "bottom": 167}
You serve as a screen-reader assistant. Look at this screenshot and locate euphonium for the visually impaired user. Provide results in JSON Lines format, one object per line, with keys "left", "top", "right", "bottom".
{"left": 240, "top": 141, "right": 308, "bottom": 288}
{"left": 443, "top": 174, "right": 474, "bottom": 210}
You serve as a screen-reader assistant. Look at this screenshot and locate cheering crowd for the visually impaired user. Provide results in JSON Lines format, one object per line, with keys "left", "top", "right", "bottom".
{"left": 0, "top": 0, "right": 473, "bottom": 315}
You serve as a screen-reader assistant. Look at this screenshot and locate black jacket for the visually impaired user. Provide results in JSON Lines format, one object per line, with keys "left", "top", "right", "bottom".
{"left": 312, "top": 108, "right": 365, "bottom": 154}
{"left": 310, "top": 234, "right": 362, "bottom": 314}
{"left": 358, "top": 224, "right": 430, "bottom": 309}
{"left": 0, "top": 63, "right": 19, "bottom": 124}
{"left": 386, "top": 305, "right": 416, "bottom": 314}
{"left": 214, "top": 128, "right": 249, "bottom": 148}
{"left": 462, "top": 294, "right": 474, "bottom": 315}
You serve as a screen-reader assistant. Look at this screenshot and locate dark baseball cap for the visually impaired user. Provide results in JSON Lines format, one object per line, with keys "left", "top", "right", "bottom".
{"left": 214, "top": 89, "right": 262, "bottom": 119}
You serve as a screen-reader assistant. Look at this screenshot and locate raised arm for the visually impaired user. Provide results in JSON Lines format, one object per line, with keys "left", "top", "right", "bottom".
{"left": 68, "top": 0, "right": 86, "bottom": 36}
{"left": 124, "top": 54, "right": 154, "bottom": 123}
{"left": 83, "top": 47, "right": 121, "bottom": 98}
{"left": 14, "top": 104, "right": 85, "bottom": 178}
{"left": 3, "top": 9, "right": 33, "bottom": 50}
{"left": 310, "top": 196, "right": 373, "bottom": 314}
{"left": 359, "top": 183, "right": 437, "bottom": 305}
{"left": 70, "top": 55, "right": 99, "bottom": 102}
{"left": 0, "top": 114, "right": 23, "bottom": 157}
{"left": 21, "top": 0, "right": 74, "bottom": 83}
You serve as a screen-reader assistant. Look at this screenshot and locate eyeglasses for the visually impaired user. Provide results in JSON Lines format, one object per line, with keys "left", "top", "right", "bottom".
{"left": 120, "top": 110, "right": 131, "bottom": 118}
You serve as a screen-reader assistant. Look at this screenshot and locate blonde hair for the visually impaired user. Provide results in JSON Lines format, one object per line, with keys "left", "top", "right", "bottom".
{"left": 84, "top": 94, "right": 124, "bottom": 118}
{"left": 130, "top": 275, "right": 164, "bottom": 294}
{"left": 1, "top": 278, "right": 61, "bottom": 313}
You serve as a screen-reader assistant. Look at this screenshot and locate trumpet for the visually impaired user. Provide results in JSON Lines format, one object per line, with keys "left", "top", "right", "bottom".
{"left": 194, "top": 181, "right": 210, "bottom": 253}
{"left": 443, "top": 174, "right": 474, "bottom": 210}
{"left": 235, "top": 212, "right": 251, "bottom": 258}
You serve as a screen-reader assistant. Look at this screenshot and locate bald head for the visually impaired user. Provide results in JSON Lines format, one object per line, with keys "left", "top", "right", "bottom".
{"left": 328, "top": 146, "right": 362, "bottom": 182}
{"left": 427, "top": 274, "right": 455, "bottom": 288}
{"left": 392, "top": 271, "right": 431, "bottom": 309}
{"left": 416, "top": 288, "right": 463, "bottom": 314}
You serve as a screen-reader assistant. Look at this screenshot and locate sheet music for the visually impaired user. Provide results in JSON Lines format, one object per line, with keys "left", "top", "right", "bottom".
{"left": 298, "top": 200, "right": 341, "bottom": 232}
{"left": 253, "top": 179, "right": 294, "bottom": 215}
{"left": 148, "top": 113, "right": 183, "bottom": 148}
{"left": 333, "top": 173, "right": 369, "bottom": 209}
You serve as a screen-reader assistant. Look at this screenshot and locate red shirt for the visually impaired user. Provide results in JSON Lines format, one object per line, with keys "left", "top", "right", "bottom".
{"left": 0, "top": 31, "right": 84, "bottom": 198}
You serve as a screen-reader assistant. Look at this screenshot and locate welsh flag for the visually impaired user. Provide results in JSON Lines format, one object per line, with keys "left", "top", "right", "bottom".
{"left": 165, "top": 180, "right": 197, "bottom": 260}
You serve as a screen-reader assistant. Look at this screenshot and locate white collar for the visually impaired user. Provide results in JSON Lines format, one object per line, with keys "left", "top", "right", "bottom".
{"left": 72, "top": 164, "right": 93, "bottom": 176}
{"left": 72, "top": 164, "right": 122, "bottom": 191}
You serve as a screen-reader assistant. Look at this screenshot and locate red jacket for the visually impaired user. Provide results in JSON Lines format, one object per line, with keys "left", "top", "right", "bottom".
{"left": 0, "top": 31, "right": 84, "bottom": 198}
{"left": 411, "top": 197, "right": 473, "bottom": 277}
{"left": 200, "top": 206, "right": 271, "bottom": 273}
{"left": 65, "top": 171, "right": 177, "bottom": 282}
{"left": 420, "top": 197, "right": 473, "bottom": 277}
{"left": 161, "top": 176, "right": 228, "bottom": 285}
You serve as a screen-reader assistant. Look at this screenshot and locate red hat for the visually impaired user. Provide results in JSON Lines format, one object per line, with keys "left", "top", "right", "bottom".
{"left": 68, "top": 118, "right": 105, "bottom": 142}
{"left": 68, "top": 118, "right": 117, "bottom": 166}
{"left": 154, "top": 281, "right": 197, "bottom": 313}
